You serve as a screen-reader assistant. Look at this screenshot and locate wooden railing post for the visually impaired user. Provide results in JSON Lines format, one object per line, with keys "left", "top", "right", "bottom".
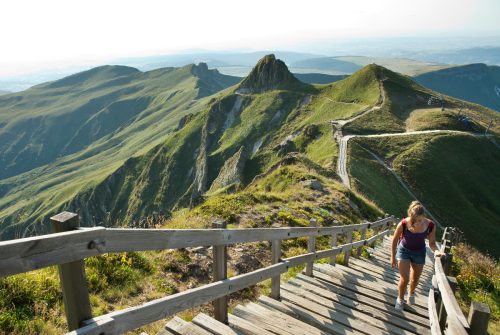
{"left": 467, "top": 301, "right": 490, "bottom": 335}
{"left": 305, "top": 218, "right": 317, "bottom": 276}
{"left": 212, "top": 220, "right": 228, "bottom": 324}
{"left": 344, "top": 228, "right": 353, "bottom": 266}
{"left": 50, "top": 212, "right": 92, "bottom": 331}
{"left": 330, "top": 231, "right": 338, "bottom": 265}
{"left": 270, "top": 223, "right": 281, "bottom": 299}
{"left": 355, "top": 224, "right": 368, "bottom": 257}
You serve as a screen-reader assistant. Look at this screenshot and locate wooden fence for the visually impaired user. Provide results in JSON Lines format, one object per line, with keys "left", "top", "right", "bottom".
{"left": 428, "top": 227, "right": 491, "bottom": 335}
{"left": 0, "top": 212, "right": 395, "bottom": 335}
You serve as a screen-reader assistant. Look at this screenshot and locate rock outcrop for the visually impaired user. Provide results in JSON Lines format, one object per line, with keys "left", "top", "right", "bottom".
{"left": 209, "top": 146, "right": 247, "bottom": 192}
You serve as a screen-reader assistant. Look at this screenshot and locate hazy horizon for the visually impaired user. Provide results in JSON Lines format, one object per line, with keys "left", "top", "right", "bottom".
{"left": 1, "top": 0, "right": 500, "bottom": 80}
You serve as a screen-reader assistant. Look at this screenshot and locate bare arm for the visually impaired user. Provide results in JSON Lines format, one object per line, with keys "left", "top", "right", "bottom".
{"left": 391, "top": 221, "right": 404, "bottom": 268}
{"left": 428, "top": 225, "right": 445, "bottom": 256}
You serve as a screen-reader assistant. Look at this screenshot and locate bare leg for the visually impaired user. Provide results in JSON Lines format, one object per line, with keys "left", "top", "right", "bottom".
{"left": 397, "top": 260, "right": 411, "bottom": 300}
{"left": 409, "top": 263, "right": 424, "bottom": 294}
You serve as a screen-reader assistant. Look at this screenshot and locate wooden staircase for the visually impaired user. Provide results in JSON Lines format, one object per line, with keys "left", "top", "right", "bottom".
{"left": 159, "top": 236, "right": 435, "bottom": 335}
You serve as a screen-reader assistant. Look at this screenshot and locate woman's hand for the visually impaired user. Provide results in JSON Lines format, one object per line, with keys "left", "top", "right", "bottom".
{"left": 391, "top": 256, "right": 397, "bottom": 269}
{"left": 434, "top": 250, "right": 445, "bottom": 257}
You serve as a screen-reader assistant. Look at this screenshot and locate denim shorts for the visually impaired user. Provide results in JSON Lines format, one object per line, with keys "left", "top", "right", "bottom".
{"left": 396, "top": 244, "right": 426, "bottom": 265}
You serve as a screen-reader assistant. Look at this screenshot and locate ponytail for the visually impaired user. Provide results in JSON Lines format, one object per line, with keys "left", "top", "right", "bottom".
{"left": 407, "top": 201, "right": 424, "bottom": 227}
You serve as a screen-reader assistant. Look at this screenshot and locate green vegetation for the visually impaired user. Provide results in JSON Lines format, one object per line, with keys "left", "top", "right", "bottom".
{"left": 406, "top": 108, "right": 483, "bottom": 131}
{"left": 452, "top": 243, "right": 500, "bottom": 334}
{"left": 348, "top": 140, "right": 414, "bottom": 217}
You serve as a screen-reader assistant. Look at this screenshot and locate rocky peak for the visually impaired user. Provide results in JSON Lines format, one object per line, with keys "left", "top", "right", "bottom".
{"left": 190, "top": 62, "right": 211, "bottom": 77}
{"left": 237, "top": 54, "right": 302, "bottom": 93}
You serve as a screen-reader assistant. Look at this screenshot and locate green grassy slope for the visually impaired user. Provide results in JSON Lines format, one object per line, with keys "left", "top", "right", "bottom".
{"left": 0, "top": 64, "right": 240, "bottom": 180}
{"left": 349, "top": 133, "right": 500, "bottom": 257}
{"left": 0, "top": 64, "right": 240, "bottom": 238}
{"left": 415, "top": 63, "right": 500, "bottom": 112}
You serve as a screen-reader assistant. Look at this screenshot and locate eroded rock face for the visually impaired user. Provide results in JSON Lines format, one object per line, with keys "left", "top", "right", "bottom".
{"left": 209, "top": 146, "right": 247, "bottom": 192}
{"left": 237, "top": 54, "right": 302, "bottom": 93}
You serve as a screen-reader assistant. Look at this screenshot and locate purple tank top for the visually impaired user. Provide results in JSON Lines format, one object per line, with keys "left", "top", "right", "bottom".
{"left": 399, "top": 218, "right": 434, "bottom": 251}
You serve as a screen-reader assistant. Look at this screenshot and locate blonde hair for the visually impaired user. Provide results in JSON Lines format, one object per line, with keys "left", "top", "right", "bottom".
{"left": 407, "top": 201, "right": 425, "bottom": 227}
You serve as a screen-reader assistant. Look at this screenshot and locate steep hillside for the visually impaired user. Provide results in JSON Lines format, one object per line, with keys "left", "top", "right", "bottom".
{"left": 414, "top": 63, "right": 500, "bottom": 111}
{"left": 348, "top": 133, "right": 500, "bottom": 256}
{"left": 0, "top": 64, "right": 240, "bottom": 180}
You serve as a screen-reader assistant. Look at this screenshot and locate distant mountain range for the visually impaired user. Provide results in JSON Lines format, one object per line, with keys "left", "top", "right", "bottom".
{"left": 415, "top": 63, "right": 500, "bottom": 112}
{"left": 2, "top": 47, "right": 500, "bottom": 92}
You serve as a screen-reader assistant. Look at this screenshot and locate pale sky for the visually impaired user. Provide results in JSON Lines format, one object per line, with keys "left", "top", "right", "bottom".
{"left": 1, "top": 0, "right": 500, "bottom": 78}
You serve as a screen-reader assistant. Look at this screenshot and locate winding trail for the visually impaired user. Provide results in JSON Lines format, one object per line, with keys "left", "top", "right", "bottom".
{"left": 330, "top": 80, "right": 494, "bottom": 225}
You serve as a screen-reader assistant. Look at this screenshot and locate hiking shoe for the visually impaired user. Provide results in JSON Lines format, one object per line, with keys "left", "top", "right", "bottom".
{"left": 407, "top": 293, "right": 416, "bottom": 305}
{"left": 395, "top": 298, "right": 404, "bottom": 311}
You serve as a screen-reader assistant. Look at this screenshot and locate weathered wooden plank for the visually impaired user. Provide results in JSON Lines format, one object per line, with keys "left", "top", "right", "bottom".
{"left": 288, "top": 277, "right": 430, "bottom": 334}
{"left": 0, "top": 227, "right": 105, "bottom": 277}
{"left": 281, "top": 283, "right": 420, "bottom": 335}
{"left": 345, "top": 261, "right": 431, "bottom": 294}
{"left": 192, "top": 313, "right": 241, "bottom": 335}
{"left": 232, "top": 305, "right": 297, "bottom": 335}
{"left": 258, "top": 295, "right": 361, "bottom": 335}
{"left": 227, "top": 313, "right": 274, "bottom": 335}
{"left": 245, "top": 302, "right": 328, "bottom": 335}
{"left": 311, "top": 269, "right": 430, "bottom": 318}
{"left": 323, "top": 263, "right": 428, "bottom": 299}
{"left": 280, "top": 289, "right": 390, "bottom": 334}
{"left": 105, "top": 218, "right": 394, "bottom": 253}
{"left": 434, "top": 258, "right": 469, "bottom": 330}
{"left": 165, "top": 316, "right": 212, "bottom": 335}
{"left": 428, "top": 288, "right": 442, "bottom": 335}
{"left": 296, "top": 274, "right": 431, "bottom": 327}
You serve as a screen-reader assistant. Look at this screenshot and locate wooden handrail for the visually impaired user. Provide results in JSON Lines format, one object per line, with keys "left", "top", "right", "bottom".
{"left": 430, "top": 226, "right": 490, "bottom": 335}
{"left": 67, "top": 227, "right": 394, "bottom": 335}
{"left": 0, "top": 211, "right": 396, "bottom": 334}
{"left": 0, "top": 216, "right": 394, "bottom": 277}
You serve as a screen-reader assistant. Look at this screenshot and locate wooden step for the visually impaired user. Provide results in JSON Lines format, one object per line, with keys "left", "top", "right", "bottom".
{"left": 311, "top": 268, "right": 430, "bottom": 317}
{"left": 192, "top": 313, "right": 242, "bottom": 335}
{"left": 315, "top": 263, "right": 429, "bottom": 301}
{"left": 281, "top": 283, "right": 421, "bottom": 335}
{"left": 245, "top": 301, "right": 329, "bottom": 335}
{"left": 228, "top": 313, "right": 274, "bottom": 335}
{"left": 165, "top": 316, "right": 212, "bottom": 335}
{"left": 258, "top": 295, "right": 362, "bottom": 335}
{"left": 232, "top": 303, "right": 302, "bottom": 335}
{"left": 295, "top": 274, "right": 430, "bottom": 326}
{"left": 287, "top": 277, "right": 430, "bottom": 334}
{"left": 279, "top": 289, "right": 390, "bottom": 334}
